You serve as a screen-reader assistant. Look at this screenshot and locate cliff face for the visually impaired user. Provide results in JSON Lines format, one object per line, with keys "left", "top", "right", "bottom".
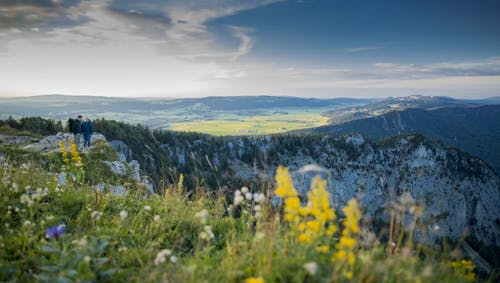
{"left": 190, "top": 134, "right": 500, "bottom": 249}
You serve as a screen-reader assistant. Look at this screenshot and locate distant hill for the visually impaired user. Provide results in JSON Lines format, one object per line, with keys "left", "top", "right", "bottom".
{"left": 0, "top": 95, "right": 373, "bottom": 119}
{"left": 306, "top": 104, "right": 500, "bottom": 173}
{"left": 322, "top": 95, "right": 492, "bottom": 125}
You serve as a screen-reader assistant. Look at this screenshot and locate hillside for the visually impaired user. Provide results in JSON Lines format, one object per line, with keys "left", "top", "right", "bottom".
{"left": 304, "top": 105, "right": 500, "bottom": 173}
{"left": 1, "top": 120, "right": 500, "bottom": 280}
{"left": 322, "top": 95, "right": 487, "bottom": 125}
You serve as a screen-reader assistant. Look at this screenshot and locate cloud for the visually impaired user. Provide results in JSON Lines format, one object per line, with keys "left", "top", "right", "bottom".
{"left": 373, "top": 57, "right": 500, "bottom": 78}
{"left": 346, "top": 46, "right": 384, "bottom": 53}
{"left": 0, "top": 0, "right": 84, "bottom": 30}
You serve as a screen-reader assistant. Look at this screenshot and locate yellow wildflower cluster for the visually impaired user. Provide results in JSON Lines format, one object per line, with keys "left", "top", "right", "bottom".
{"left": 70, "top": 142, "right": 83, "bottom": 167}
{"left": 450, "top": 259, "right": 475, "bottom": 282}
{"left": 333, "top": 199, "right": 361, "bottom": 279}
{"left": 274, "top": 166, "right": 337, "bottom": 245}
{"left": 245, "top": 277, "right": 264, "bottom": 283}
{"left": 59, "top": 139, "right": 85, "bottom": 183}
{"left": 58, "top": 140, "right": 70, "bottom": 165}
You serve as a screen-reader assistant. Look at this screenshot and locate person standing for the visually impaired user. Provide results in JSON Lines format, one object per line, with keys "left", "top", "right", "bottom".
{"left": 68, "top": 117, "right": 74, "bottom": 134}
{"left": 81, "top": 117, "right": 93, "bottom": 150}
{"left": 72, "top": 115, "right": 83, "bottom": 147}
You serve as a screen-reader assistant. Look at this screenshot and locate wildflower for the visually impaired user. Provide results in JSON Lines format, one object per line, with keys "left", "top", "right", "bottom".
{"left": 46, "top": 224, "right": 65, "bottom": 239}
{"left": 234, "top": 195, "right": 244, "bottom": 206}
{"left": 241, "top": 187, "right": 249, "bottom": 194}
{"left": 303, "top": 262, "right": 318, "bottom": 276}
{"left": 20, "top": 194, "right": 33, "bottom": 207}
{"left": 83, "top": 256, "right": 91, "bottom": 262}
{"left": 154, "top": 249, "right": 172, "bottom": 265}
{"left": 333, "top": 199, "right": 361, "bottom": 279}
{"left": 254, "top": 205, "right": 261, "bottom": 212}
{"left": 450, "top": 259, "right": 476, "bottom": 282}
{"left": 24, "top": 220, "right": 31, "bottom": 226}
{"left": 316, "top": 245, "right": 329, "bottom": 253}
{"left": 195, "top": 209, "right": 209, "bottom": 224}
{"left": 253, "top": 192, "right": 266, "bottom": 203}
{"left": 91, "top": 211, "right": 103, "bottom": 220}
{"left": 200, "top": 225, "right": 215, "bottom": 241}
{"left": 119, "top": 210, "right": 128, "bottom": 220}
{"left": 245, "top": 192, "right": 253, "bottom": 201}
{"left": 144, "top": 205, "right": 152, "bottom": 211}
{"left": 170, "top": 255, "right": 178, "bottom": 263}
{"left": 245, "top": 277, "right": 264, "bottom": 283}
{"left": 46, "top": 215, "right": 55, "bottom": 221}
{"left": 153, "top": 215, "right": 161, "bottom": 222}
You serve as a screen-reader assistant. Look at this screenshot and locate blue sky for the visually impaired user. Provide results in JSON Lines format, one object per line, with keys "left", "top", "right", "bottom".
{"left": 0, "top": 0, "right": 499, "bottom": 98}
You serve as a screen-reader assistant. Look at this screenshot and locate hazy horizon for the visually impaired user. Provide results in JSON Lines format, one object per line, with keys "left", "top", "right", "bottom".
{"left": 1, "top": 0, "right": 499, "bottom": 99}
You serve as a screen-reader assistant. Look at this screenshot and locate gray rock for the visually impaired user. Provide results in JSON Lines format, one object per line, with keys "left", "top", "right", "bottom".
{"left": 108, "top": 185, "right": 127, "bottom": 196}
{"left": 109, "top": 140, "right": 133, "bottom": 161}
{"left": 129, "top": 160, "right": 141, "bottom": 181}
{"left": 57, "top": 173, "right": 67, "bottom": 186}
{"left": 103, "top": 160, "right": 127, "bottom": 176}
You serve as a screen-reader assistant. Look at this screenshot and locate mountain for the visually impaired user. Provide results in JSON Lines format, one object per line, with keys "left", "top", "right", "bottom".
{"left": 322, "top": 95, "right": 482, "bottom": 125}
{"left": 0, "top": 95, "right": 373, "bottom": 119}
{"left": 303, "top": 105, "right": 500, "bottom": 173}
{"left": 88, "top": 121, "right": 500, "bottom": 259}
{"left": 2, "top": 117, "right": 500, "bottom": 264}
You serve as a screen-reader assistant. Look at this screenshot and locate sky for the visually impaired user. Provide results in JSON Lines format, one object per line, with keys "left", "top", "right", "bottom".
{"left": 0, "top": 0, "right": 499, "bottom": 98}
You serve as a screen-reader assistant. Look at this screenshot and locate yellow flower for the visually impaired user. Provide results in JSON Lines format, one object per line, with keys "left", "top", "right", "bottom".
{"left": 298, "top": 233, "right": 313, "bottom": 244}
{"left": 316, "top": 245, "right": 329, "bottom": 253}
{"left": 245, "top": 277, "right": 264, "bottom": 283}
{"left": 338, "top": 237, "right": 356, "bottom": 249}
{"left": 306, "top": 220, "right": 321, "bottom": 232}
{"left": 275, "top": 166, "right": 297, "bottom": 198}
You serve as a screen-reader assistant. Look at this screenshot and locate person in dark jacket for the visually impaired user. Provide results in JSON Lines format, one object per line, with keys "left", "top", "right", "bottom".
{"left": 68, "top": 117, "right": 74, "bottom": 134}
{"left": 81, "top": 117, "right": 93, "bottom": 149}
{"left": 72, "top": 115, "right": 83, "bottom": 146}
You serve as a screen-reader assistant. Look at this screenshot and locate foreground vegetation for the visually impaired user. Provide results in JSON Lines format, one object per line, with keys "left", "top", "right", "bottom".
{"left": 0, "top": 140, "right": 488, "bottom": 282}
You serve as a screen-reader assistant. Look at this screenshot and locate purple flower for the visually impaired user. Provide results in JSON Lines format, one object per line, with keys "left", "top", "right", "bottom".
{"left": 46, "top": 224, "right": 65, "bottom": 239}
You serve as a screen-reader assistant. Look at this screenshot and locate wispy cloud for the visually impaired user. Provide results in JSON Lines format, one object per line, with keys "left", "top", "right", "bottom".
{"left": 373, "top": 57, "right": 500, "bottom": 78}
{"left": 346, "top": 46, "right": 384, "bottom": 53}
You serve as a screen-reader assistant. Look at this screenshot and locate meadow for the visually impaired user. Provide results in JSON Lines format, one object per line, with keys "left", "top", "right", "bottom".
{"left": 0, "top": 139, "right": 486, "bottom": 282}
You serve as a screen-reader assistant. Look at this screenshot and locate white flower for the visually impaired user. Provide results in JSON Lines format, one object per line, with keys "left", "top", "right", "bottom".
{"left": 144, "top": 205, "right": 152, "bottom": 211}
{"left": 200, "top": 225, "right": 214, "bottom": 240}
{"left": 20, "top": 194, "right": 33, "bottom": 207}
{"left": 244, "top": 192, "right": 253, "bottom": 201}
{"left": 170, "top": 255, "right": 178, "bottom": 263}
{"left": 253, "top": 193, "right": 266, "bottom": 203}
{"left": 241, "top": 187, "right": 249, "bottom": 194}
{"left": 24, "top": 220, "right": 31, "bottom": 226}
{"left": 303, "top": 262, "right": 318, "bottom": 276}
{"left": 83, "top": 256, "right": 91, "bottom": 262}
{"left": 234, "top": 195, "right": 244, "bottom": 206}
{"left": 234, "top": 189, "right": 241, "bottom": 196}
{"left": 154, "top": 249, "right": 172, "bottom": 265}
{"left": 254, "top": 205, "right": 261, "bottom": 212}
{"left": 91, "top": 211, "right": 103, "bottom": 220}
{"left": 119, "top": 210, "right": 128, "bottom": 220}
{"left": 153, "top": 215, "right": 161, "bottom": 222}
{"left": 46, "top": 215, "right": 54, "bottom": 221}
{"left": 195, "top": 209, "right": 209, "bottom": 224}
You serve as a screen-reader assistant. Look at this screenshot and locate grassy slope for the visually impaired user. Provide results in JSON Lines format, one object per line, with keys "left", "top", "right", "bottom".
{"left": 0, "top": 141, "right": 487, "bottom": 282}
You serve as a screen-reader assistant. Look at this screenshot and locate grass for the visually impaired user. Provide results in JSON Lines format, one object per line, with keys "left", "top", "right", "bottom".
{"left": 0, "top": 142, "right": 490, "bottom": 282}
{"left": 169, "top": 113, "right": 329, "bottom": 136}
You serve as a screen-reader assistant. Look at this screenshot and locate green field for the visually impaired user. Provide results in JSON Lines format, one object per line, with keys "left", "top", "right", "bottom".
{"left": 169, "top": 112, "right": 329, "bottom": 135}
